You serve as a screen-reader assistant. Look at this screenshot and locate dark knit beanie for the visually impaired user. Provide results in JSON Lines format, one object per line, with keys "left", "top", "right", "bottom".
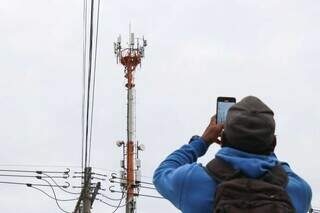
{"left": 223, "top": 96, "right": 276, "bottom": 155}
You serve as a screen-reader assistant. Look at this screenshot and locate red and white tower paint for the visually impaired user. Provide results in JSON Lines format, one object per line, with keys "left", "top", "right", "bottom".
{"left": 114, "top": 30, "right": 147, "bottom": 213}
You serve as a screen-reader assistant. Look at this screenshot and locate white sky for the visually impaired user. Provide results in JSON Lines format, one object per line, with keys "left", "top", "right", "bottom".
{"left": 1, "top": 0, "right": 319, "bottom": 212}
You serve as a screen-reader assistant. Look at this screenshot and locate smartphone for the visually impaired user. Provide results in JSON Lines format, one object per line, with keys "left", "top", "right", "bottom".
{"left": 216, "top": 97, "right": 236, "bottom": 124}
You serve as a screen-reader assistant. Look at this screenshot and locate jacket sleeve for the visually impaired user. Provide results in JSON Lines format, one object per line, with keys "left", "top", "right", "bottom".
{"left": 282, "top": 163, "right": 312, "bottom": 213}
{"left": 153, "top": 137, "right": 209, "bottom": 209}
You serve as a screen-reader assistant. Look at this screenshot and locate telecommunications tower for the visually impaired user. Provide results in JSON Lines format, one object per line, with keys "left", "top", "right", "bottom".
{"left": 114, "top": 30, "right": 147, "bottom": 213}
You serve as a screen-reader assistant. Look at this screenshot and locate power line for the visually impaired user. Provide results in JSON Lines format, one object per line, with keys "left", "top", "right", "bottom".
{"left": 136, "top": 193, "right": 164, "bottom": 199}
{"left": 81, "top": 0, "right": 88, "bottom": 173}
{"left": 0, "top": 165, "right": 153, "bottom": 179}
{"left": 88, "top": 0, "right": 101, "bottom": 167}
{"left": 0, "top": 181, "right": 68, "bottom": 188}
{"left": 77, "top": 0, "right": 102, "bottom": 212}
{"left": 109, "top": 173, "right": 154, "bottom": 185}
{"left": 91, "top": 167, "right": 153, "bottom": 179}
{"left": 139, "top": 185, "right": 156, "bottom": 190}
{"left": 112, "top": 192, "right": 125, "bottom": 213}
{"left": 98, "top": 192, "right": 126, "bottom": 201}
{"left": 109, "top": 180, "right": 156, "bottom": 191}
{"left": 0, "top": 181, "right": 33, "bottom": 186}
{"left": 0, "top": 164, "right": 81, "bottom": 169}
{"left": 0, "top": 169, "right": 69, "bottom": 174}
{"left": 30, "top": 186, "right": 79, "bottom": 202}
{"left": 97, "top": 193, "right": 128, "bottom": 209}
{"left": 83, "top": 0, "right": 97, "bottom": 170}
{"left": 40, "top": 179, "right": 73, "bottom": 213}
{"left": 42, "top": 172, "right": 81, "bottom": 195}
{"left": 0, "top": 165, "right": 155, "bottom": 180}
{"left": 109, "top": 187, "right": 164, "bottom": 200}
{"left": 0, "top": 174, "right": 66, "bottom": 179}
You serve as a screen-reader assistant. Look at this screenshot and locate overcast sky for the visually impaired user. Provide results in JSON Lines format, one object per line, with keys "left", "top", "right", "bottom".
{"left": 1, "top": 0, "right": 319, "bottom": 212}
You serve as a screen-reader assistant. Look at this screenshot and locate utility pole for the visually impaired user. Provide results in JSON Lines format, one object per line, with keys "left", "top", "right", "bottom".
{"left": 114, "top": 29, "right": 147, "bottom": 213}
{"left": 74, "top": 167, "right": 97, "bottom": 213}
{"left": 83, "top": 167, "right": 92, "bottom": 213}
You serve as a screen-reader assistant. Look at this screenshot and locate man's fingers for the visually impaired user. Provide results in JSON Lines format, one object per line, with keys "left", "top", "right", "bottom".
{"left": 210, "top": 115, "right": 217, "bottom": 124}
{"left": 216, "top": 123, "right": 224, "bottom": 131}
{"left": 202, "top": 115, "right": 224, "bottom": 145}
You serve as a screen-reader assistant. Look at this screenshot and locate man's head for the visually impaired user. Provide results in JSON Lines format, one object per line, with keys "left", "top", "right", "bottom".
{"left": 221, "top": 96, "right": 276, "bottom": 155}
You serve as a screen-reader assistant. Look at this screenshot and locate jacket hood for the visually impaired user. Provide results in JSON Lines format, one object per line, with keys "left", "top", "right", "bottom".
{"left": 215, "top": 147, "right": 278, "bottom": 178}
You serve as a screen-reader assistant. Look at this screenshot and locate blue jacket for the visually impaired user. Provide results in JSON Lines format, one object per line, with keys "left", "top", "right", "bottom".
{"left": 153, "top": 137, "right": 312, "bottom": 213}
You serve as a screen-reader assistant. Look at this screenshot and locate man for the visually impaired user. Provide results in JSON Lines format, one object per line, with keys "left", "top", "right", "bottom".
{"left": 153, "top": 96, "right": 312, "bottom": 213}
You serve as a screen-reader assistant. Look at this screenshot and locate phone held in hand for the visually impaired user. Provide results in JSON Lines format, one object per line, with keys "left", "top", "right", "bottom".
{"left": 216, "top": 97, "right": 236, "bottom": 124}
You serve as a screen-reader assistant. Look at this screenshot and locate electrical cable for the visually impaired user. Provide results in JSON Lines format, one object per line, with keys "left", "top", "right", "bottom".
{"left": 0, "top": 169, "right": 67, "bottom": 174}
{"left": 139, "top": 185, "right": 156, "bottom": 190}
{"left": 40, "top": 178, "right": 73, "bottom": 213}
{"left": 89, "top": 167, "right": 153, "bottom": 179}
{"left": 110, "top": 174, "right": 154, "bottom": 185}
{"left": 83, "top": 0, "right": 95, "bottom": 170}
{"left": 0, "top": 164, "right": 81, "bottom": 169}
{"left": 0, "top": 181, "right": 30, "bottom": 186}
{"left": 138, "top": 180, "right": 154, "bottom": 186}
{"left": 98, "top": 192, "right": 126, "bottom": 201}
{"left": 97, "top": 193, "right": 128, "bottom": 209}
{"left": 110, "top": 188, "right": 164, "bottom": 200}
{"left": 88, "top": 0, "right": 101, "bottom": 167}
{"left": 112, "top": 192, "right": 125, "bottom": 213}
{"left": 81, "top": 0, "right": 88, "bottom": 174}
{"left": 109, "top": 180, "right": 156, "bottom": 191}
{"left": 30, "top": 186, "right": 79, "bottom": 202}
{"left": 0, "top": 181, "right": 67, "bottom": 188}
{"left": 0, "top": 174, "right": 65, "bottom": 178}
{"left": 98, "top": 198, "right": 127, "bottom": 208}
{"left": 42, "top": 173, "right": 81, "bottom": 195}
{"left": 136, "top": 193, "right": 164, "bottom": 199}
{"left": 82, "top": 0, "right": 100, "bottom": 172}
{"left": 92, "top": 172, "right": 108, "bottom": 177}
{"left": 91, "top": 176, "right": 106, "bottom": 181}
{"left": 83, "top": 0, "right": 91, "bottom": 171}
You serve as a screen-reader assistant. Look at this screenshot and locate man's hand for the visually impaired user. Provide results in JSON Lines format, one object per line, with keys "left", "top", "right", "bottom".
{"left": 201, "top": 116, "right": 224, "bottom": 145}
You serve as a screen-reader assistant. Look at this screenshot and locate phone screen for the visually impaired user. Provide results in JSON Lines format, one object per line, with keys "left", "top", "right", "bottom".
{"left": 217, "top": 101, "right": 235, "bottom": 124}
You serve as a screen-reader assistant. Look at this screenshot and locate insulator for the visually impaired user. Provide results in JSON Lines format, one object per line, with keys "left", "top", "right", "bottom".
{"left": 120, "top": 170, "right": 125, "bottom": 178}
{"left": 116, "top": 140, "right": 124, "bottom": 147}
{"left": 140, "top": 48, "right": 144, "bottom": 58}
{"left": 135, "top": 170, "right": 141, "bottom": 183}
{"left": 130, "top": 33, "right": 135, "bottom": 46}
{"left": 136, "top": 159, "right": 141, "bottom": 168}
{"left": 113, "top": 43, "right": 117, "bottom": 54}
{"left": 120, "top": 160, "right": 125, "bottom": 168}
{"left": 120, "top": 171, "right": 126, "bottom": 186}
